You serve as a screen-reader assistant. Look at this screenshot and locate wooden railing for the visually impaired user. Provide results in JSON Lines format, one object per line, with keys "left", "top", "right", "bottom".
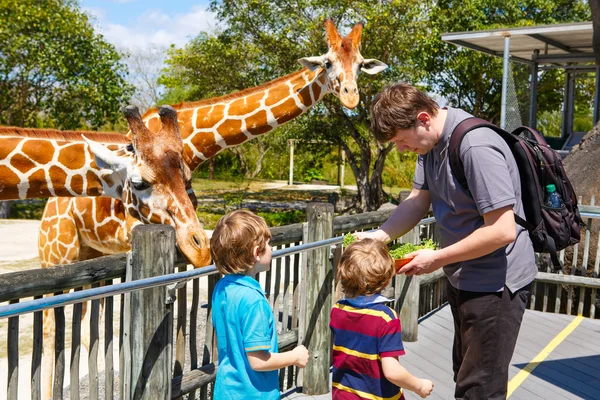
{"left": 1, "top": 200, "right": 600, "bottom": 399}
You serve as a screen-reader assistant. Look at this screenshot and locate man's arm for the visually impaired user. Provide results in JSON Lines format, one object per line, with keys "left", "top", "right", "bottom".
{"left": 357, "top": 188, "right": 431, "bottom": 243}
{"left": 399, "top": 205, "right": 516, "bottom": 275}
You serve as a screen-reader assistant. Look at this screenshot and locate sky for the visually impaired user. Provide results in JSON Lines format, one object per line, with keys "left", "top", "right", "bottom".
{"left": 80, "top": 0, "right": 218, "bottom": 50}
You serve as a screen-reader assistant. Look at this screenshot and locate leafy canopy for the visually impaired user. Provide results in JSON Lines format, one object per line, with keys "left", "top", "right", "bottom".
{"left": 0, "top": 0, "right": 134, "bottom": 129}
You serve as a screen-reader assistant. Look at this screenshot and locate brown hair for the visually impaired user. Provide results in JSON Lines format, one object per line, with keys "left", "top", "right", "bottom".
{"left": 210, "top": 209, "right": 271, "bottom": 275}
{"left": 337, "top": 239, "right": 395, "bottom": 298}
{"left": 370, "top": 82, "right": 439, "bottom": 142}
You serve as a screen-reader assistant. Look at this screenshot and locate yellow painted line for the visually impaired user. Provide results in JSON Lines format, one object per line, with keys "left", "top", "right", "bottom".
{"left": 507, "top": 315, "right": 585, "bottom": 398}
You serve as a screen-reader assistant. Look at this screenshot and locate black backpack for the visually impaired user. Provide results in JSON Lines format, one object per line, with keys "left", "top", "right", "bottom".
{"left": 448, "top": 117, "right": 584, "bottom": 269}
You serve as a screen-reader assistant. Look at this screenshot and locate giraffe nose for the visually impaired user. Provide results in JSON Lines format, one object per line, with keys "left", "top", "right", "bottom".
{"left": 339, "top": 83, "right": 360, "bottom": 109}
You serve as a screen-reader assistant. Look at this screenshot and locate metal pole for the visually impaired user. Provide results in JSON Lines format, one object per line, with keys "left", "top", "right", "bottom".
{"left": 594, "top": 66, "right": 600, "bottom": 125}
{"left": 529, "top": 49, "right": 539, "bottom": 129}
{"left": 338, "top": 146, "right": 345, "bottom": 189}
{"left": 288, "top": 139, "right": 294, "bottom": 186}
{"left": 501, "top": 35, "right": 511, "bottom": 129}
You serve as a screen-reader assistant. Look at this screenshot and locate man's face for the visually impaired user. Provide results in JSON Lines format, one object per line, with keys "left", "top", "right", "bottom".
{"left": 389, "top": 126, "right": 436, "bottom": 155}
{"left": 388, "top": 112, "right": 438, "bottom": 155}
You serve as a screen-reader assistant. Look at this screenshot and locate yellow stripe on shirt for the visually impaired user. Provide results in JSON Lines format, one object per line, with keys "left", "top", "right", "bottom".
{"left": 334, "top": 303, "right": 393, "bottom": 322}
{"left": 332, "top": 345, "right": 380, "bottom": 360}
{"left": 244, "top": 344, "right": 271, "bottom": 351}
{"left": 332, "top": 382, "right": 403, "bottom": 400}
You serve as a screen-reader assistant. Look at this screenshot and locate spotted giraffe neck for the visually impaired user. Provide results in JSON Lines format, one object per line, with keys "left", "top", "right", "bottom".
{"left": 0, "top": 128, "right": 130, "bottom": 200}
{"left": 143, "top": 68, "right": 330, "bottom": 171}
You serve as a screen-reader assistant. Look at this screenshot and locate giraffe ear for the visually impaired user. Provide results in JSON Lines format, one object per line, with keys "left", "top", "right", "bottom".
{"left": 298, "top": 55, "right": 327, "bottom": 71}
{"left": 82, "top": 136, "right": 130, "bottom": 174}
{"left": 361, "top": 59, "right": 388, "bottom": 75}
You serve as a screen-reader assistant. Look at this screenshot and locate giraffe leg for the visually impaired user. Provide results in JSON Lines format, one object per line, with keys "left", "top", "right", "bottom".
{"left": 39, "top": 198, "right": 81, "bottom": 399}
{"left": 78, "top": 246, "right": 107, "bottom": 374}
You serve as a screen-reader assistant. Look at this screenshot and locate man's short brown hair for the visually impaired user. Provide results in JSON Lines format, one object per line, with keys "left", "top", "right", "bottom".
{"left": 370, "top": 82, "right": 439, "bottom": 142}
{"left": 337, "top": 239, "right": 395, "bottom": 298}
{"left": 210, "top": 209, "right": 271, "bottom": 275}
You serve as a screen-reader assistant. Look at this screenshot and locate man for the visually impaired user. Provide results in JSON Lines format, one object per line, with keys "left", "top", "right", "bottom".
{"left": 360, "top": 82, "right": 537, "bottom": 400}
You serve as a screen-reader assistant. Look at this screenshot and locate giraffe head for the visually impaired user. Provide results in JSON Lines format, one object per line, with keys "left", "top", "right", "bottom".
{"left": 86, "top": 105, "right": 211, "bottom": 267}
{"left": 298, "top": 19, "right": 387, "bottom": 109}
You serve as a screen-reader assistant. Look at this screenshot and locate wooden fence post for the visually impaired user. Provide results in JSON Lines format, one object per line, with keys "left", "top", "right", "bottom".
{"left": 394, "top": 226, "right": 420, "bottom": 342}
{"left": 128, "top": 225, "right": 175, "bottom": 400}
{"left": 301, "top": 203, "right": 334, "bottom": 395}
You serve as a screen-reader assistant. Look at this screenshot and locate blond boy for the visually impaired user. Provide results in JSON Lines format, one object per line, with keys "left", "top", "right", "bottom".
{"left": 331, "top": 238, "right": 434, "bottom": 399}
{"left": 210, "top": 210, "right": 309, "bottom": 399}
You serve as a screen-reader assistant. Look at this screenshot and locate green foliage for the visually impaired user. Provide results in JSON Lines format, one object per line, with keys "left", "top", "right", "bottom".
{"left": 415, "top": 0, "right": 591, "bottom": 122}
{"left": 9, "top": 199, "right": 47, "bottom": 219}
{"left": 257, "top": 210, "right": 305, "bottom": 227}
{"left": 389, "top": 239, "right": 437, "bottom": 259}
{"left": 382, "top": 150, "right": 418, "bottom": 189}
{"left": 303, "top": 167, "right": 326, "bottom": 183}
{"left": 0, "top": 0, "right": 134, "bottom": 129}
{"left": 343, "top": 233, "right": 357, "bottom": 247}
{"left": 394, "top": 0, "right": 585, "bottom": 126}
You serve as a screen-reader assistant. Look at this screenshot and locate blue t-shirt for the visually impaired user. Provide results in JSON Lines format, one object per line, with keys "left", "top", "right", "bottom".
{"left": 211, "top": 274, "right": 279, "bottom": 399}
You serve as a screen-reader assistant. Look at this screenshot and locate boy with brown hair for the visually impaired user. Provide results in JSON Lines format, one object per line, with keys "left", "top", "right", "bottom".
{"left": 210, "top": 209, "right": 309, "bottom": 400}
{"left": 331, "top": 238, "right": 434, "bottom": 399}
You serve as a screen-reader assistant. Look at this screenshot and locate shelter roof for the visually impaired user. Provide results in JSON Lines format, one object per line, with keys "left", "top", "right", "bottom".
{"left": 441, "top": 22, "right": 595, "bottom": 65}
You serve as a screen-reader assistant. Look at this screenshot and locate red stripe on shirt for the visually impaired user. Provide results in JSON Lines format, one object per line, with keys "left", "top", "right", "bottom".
{"left": 330, "top": 308, "right": 385, "bottom": 337}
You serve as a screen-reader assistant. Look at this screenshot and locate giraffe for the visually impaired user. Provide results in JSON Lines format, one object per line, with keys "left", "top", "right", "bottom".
{"left": 38, "top": 19, "right": 387, "bottom": 269}
{"left": 35, "top": 18, "right": 386, "bottom": 397}
{"left": 0, "top": 105, "right": 211, "bottom": 398}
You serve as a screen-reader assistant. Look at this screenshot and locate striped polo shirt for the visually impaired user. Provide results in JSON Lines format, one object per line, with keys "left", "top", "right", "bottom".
{"left": 330, "top": 296, "right": 406, "bottom": 400}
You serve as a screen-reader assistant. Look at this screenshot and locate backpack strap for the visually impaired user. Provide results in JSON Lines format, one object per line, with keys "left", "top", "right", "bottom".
{"left": 449, "top": 118, "right": 563, "bottom": 270}
{"left": 448, "top": 117, "right": 508, "bottom": 190}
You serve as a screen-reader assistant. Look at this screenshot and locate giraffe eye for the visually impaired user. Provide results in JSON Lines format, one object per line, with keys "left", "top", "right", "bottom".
{"left": 324, "top": 60, "right": 332, "bottom": 69}
{"left": 132, "top": 180, "right": 151, "bottom": 191}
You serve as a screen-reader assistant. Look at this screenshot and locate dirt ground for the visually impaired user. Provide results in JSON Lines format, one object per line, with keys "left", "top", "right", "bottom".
{"left": 0, "top": 219, "right": 216, "bottom": 399}
{"left": 0, "top": 219, "right": 43, "bottom": 398}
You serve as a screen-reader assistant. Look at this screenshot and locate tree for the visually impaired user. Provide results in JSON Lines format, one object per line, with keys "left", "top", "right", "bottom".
{"left": 161, "top": 0, "right": 426, "bottom": 211}
{"left": 415, "top": 0, "right": 591, "bottom": 123}
{"left": 0, "top": 0, "right": 134, "bottom": 129}
{"left": 127, "top": 45, "right": 166, "bottom": 112}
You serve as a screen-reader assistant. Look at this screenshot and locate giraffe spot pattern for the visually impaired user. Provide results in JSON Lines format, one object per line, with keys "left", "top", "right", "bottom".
{"left": 58, "top": 144, "right": 87, "bottom": 170}
{"left": 229, "top": 92, "right": 264, "bottom": 117}
{"left": 23, "top": 140, "right": 54, "bottom": 164}
{"left": 272, "top": 98, "right": 304, "bottom": 125}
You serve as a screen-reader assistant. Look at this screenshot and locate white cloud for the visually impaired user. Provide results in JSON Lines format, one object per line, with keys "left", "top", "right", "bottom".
{"left": 93, "top": 5, "right": 219, "bottom": 51}
{"left": 83, "top": 6, "right": 106, "bottom": 21}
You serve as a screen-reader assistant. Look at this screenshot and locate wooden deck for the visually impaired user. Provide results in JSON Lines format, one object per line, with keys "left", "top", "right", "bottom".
{"left": 284, "top": 305, "right": 600, "bottom": 399}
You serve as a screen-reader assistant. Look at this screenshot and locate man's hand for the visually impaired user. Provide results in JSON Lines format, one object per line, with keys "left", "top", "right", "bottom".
{"left": 397, "top": 249, "right": 442, "bottom": 276}
{"left": 354, "top": 230, "right": 388, "bottom": 242}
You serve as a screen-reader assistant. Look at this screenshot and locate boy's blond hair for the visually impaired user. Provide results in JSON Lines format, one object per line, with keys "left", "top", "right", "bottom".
{"left": 210, "top": 209, "right": 271, "bottom": 275}
{"left": 337, "top": 239, "right": 395, "bottom": 298}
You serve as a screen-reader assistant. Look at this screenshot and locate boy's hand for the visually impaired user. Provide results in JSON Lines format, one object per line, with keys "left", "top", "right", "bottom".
{"left": 416, "top": 379, "right": 434, "bottom": 398}
{"left": 292, "top": 345, "right": 309, "bottom": 368}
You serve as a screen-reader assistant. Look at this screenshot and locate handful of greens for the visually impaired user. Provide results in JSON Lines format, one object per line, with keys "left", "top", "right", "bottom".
{"left": 343, "top": 233, "right": 357, "bottom": 247}
{"left": 389, "top": 239, "right": 437, "bottom": 259}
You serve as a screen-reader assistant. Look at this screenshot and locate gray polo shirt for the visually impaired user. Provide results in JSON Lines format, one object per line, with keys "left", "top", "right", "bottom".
{"left": 413, "top": 107, "right": 536, "bottom": 293}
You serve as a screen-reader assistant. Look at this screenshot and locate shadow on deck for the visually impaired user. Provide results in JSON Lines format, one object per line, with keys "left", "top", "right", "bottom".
{"left": 283, "top": 305, "right": 600, "bottom": 399}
